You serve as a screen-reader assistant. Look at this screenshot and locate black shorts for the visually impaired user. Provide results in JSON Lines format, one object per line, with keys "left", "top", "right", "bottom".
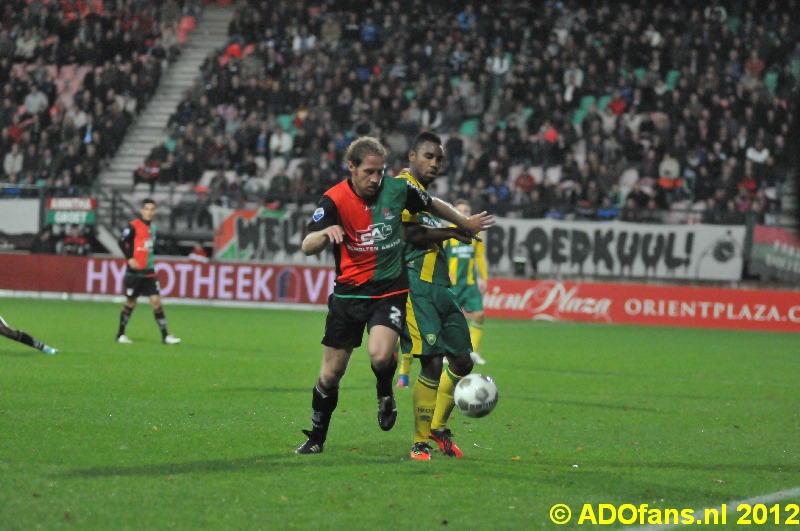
{"left": 321, "top": 292, "right": 408, "bottom": 350}
{"left": 124, "top": 274, "right": 161, "bottom": 299}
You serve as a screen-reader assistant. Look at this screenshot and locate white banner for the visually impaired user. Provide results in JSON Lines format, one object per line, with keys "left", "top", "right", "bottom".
{"left": 486, "top": 219, "right": 745, "bottom": 281}
{"left": 214, "top": 209, "right": 746, "bottom": 281}
{"left": 0, "top": 199, "right": 40, "bottom": 234}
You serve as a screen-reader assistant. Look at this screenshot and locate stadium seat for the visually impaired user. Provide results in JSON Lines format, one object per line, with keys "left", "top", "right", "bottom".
{"left": 528, "top": 166, "right": 544, "bottom": 184}
{"left": 277, "top": 114, "right": 294, "bottom": 132}
{"left": 763, "top": 71, "right": 778, "bottom": 96}
{"left": 579, "top": 95, "right": 596, "bottom": 111}
{"left": 544, "top": 165, "right": 562, "bottom": 186}
{"left": 665, "top": 69, "right": 680, "bottom": 91}
{"left": 459, "top": 119, "right": 479, "bottom": 138}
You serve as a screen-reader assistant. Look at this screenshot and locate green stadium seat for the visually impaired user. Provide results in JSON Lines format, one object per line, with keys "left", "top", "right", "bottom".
{"left": 665, "top": 69, "right": 680, "bottom": 91}
{"left": 277, "top": 114, "right": 294, "bottom": 132}
{"left": 572, "top": 108, "right": 587, "bottom": 126}
{"left": 764, "top": 71, "right": 778, "bottom": 95}
{"left": 579, "top": 95, "right": 596, "bottom": 111}
{"left": 459, "top": 119, "right": 479, "bottom": 137}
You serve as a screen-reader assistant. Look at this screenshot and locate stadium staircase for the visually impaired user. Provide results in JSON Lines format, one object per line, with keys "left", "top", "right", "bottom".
{"left": 95, "top": 6, "right": 235, "bottom": 255}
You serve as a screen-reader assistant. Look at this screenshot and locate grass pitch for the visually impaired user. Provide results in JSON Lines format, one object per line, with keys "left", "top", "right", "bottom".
{"left": 0, "top": 297, "right": 798, "bottom": 529}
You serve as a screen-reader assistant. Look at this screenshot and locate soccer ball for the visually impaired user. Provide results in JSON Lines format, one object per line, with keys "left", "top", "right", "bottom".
{"left": 454, "top": 374, "right": 498, "bottom": 418}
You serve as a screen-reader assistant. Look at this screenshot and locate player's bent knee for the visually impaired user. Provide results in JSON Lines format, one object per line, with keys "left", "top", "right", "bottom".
{"left": 448, "top": 355, "right": 473, "bottom": 377}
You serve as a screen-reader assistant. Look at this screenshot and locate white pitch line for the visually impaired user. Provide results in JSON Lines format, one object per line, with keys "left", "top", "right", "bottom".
{"left": 632, "top": 486, "right": 800, "bottom": 530}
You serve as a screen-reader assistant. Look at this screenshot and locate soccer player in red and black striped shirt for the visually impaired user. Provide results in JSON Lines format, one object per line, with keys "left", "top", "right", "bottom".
{"left": 295, "top": 137, "right": 493, "bottom": 454}
{"left": 115, "top": 198, "right": 181, "bottom": 345}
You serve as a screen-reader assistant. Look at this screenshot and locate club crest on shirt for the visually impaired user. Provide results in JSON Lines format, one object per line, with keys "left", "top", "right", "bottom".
{"left": 426, "top": 333, "right": 437, "bottom": 345}
{"left": 312, "top": 207, "right": 324, "bottom": 222}
{"left": 382, "top": 208, "right": 395, "bottom": 220}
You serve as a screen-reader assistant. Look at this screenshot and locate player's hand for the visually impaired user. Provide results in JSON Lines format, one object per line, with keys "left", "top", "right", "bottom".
{"left": 128, "top": 258, "right": 140, "bottom": 269}
{"left": 478, "top": 277, "right": 487, "bottom": 294}
{"left": 464, "top": 211, "right": 495, "bottom": 237}
{"left": 452, "top": 228, "right": 474, "bottom": 244}
{"left": 323, "top": 225, "right": 345, "bottom": 244}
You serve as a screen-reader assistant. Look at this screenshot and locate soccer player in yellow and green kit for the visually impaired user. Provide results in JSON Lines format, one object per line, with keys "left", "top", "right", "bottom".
{"left": 444, "top": 199, "right": 488, "bottom": 365}
{"left": 397, "top": 132, "right": 494, "bottom": 460}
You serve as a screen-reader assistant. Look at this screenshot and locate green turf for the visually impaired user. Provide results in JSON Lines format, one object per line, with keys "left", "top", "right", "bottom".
{"left": 1, "top": 298, "right": 798, "bottom": 529}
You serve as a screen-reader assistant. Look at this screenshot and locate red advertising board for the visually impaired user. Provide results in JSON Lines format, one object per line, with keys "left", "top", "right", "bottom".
{"left": 1, "top": 254, "right": 798, "bottom": 332}
{"left": 484, "top": 278, "right": 800, "bottom": 332}
{"left": 0, "top": 254, "right": 335, "bottom": 305}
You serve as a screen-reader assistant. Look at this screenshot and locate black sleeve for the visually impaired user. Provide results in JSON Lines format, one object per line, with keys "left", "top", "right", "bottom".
{"left": 118, "top": 223, "right": 135, "bottom": 259}
{"left": 307, "top": 195, "right": 339, "bottom": 233}
{"left": 403, "top": 180, "right": 432, "bottom": 215}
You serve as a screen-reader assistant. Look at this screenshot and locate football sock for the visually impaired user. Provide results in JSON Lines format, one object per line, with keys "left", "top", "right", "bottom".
{"left": 154, "top": 308, "right": 168, "bottom": 339}
{"left": 431, "top": 366, "right": 462, "bottom": 431}
{"left": 371, "top": 356, "right": 397, "bottom": 398}
{"left": 309, "top": 378, "right": 339, "bottom": 442}
{"left": 398, "top": 352, "right": 412, "bottom": 376}
{"left": 469, "top": 320, "right": 483, "bottom": 352}
{"left": 117, "top": 306, "right": 133, "bottom": 337}
{"left": 412, "top": 373, "right": 439, "bottom": 443}
{"left": 17, "top": 331, "right": 44, "bottom": 351}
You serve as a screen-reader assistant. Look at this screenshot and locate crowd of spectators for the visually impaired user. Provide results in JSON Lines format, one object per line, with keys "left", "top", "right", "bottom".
{"left": 0, "top": 0, "right": 199, "bottom": 199}
{"left": 148, "top": 0, "right": 798, "bottom": 229}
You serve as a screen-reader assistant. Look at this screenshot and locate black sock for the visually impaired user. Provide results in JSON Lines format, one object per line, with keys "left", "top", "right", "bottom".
{"left": 154, "top": 308, "right": 168, "bottom": 339}
{"left": 309, "top": 379, "right": 339, "bottom": 442}
{"left": 372, "top": 357, "right": 397, "bottom": 398}
{"left": 118, "top": 306, "right": 133, "bottom": 337}
{"left": 18, "top": 331, "right": 44, "bottom": 351}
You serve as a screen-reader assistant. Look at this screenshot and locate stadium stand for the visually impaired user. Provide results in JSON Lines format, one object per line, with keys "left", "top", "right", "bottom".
{"left": 6, "top": 0, "right": 797, "bottom": 248}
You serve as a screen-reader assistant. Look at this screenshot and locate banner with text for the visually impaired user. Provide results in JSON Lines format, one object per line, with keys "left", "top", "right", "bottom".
{"left": 485, "top": 278, "right": 800, "bottom": 332}
{"left": 213, "top": 208, "right": 333, "bottom": 266}
{"left": 487, "top": 219, "right": 745, "bottom": 280}
{"left": 2, "top": 255, "right": 796, "bottom": 332}
{"left": 0, "top": 254, "right": 335, "bottom": 305}
{"left": 748, "top": 225, "right": 800, "bottom": 284}
{"left": 213, "top": 211, "right": 745, "bottom": 280}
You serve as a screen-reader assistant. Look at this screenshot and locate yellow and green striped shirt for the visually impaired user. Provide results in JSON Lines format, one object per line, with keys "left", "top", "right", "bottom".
{"left": 444, "top": 232, "right": 487, "bottom": 286}
{"left": 397, "top": 172, "right": 451, "bottom": 286}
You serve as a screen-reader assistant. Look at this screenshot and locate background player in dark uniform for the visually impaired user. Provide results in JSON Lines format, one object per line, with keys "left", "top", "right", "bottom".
{"left": 0, "top": 314, "right": 58, "bottom": 355}
{"left": 115, "top": 198, "right": 181, "bottom": 345}
{"left": 295, "top": 136, "right": 492, "bottom": 454}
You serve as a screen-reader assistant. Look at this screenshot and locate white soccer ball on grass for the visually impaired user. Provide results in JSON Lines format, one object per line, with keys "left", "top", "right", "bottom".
{"left": 454, "top": 374, "right": 498, "bottom": 418}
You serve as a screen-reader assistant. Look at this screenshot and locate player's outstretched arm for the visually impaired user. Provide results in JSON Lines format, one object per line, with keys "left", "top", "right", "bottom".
{"left": 428, "top": 197, "right": 495, "bottom": 239}
{"left": 302, "top": 225, "right": 345, "bottom": 255}
{"left": 403, "top": 223, "right": 472, "bottom": 246}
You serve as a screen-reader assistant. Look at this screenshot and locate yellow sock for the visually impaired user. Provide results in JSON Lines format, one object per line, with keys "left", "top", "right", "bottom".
{"left": 431, "top": 366, "right": 462, "bottom": 431}
{"left": 469, "top": 321, "right": 483, "bottom": 352}
{"left": 412, "top": 373, "right": 439, "bottom": 443}
{"left": 399, "top": 352, "right": 413, "bottom": 377}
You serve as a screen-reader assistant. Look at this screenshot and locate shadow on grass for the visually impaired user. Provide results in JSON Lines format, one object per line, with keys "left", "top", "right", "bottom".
{"left": 214, "top": 385, "right": 375, "bottom": 394}
{"left": 0, "top": 349, "right": 47, "bottom": 358}
{"left": 62, "top": 451, "right": 409, "bottom": 479}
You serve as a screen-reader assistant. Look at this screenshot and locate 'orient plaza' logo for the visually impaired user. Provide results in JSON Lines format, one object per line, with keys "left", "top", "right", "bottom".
{"left": 484, "top": 282, "right": 612, "bottom": 320}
